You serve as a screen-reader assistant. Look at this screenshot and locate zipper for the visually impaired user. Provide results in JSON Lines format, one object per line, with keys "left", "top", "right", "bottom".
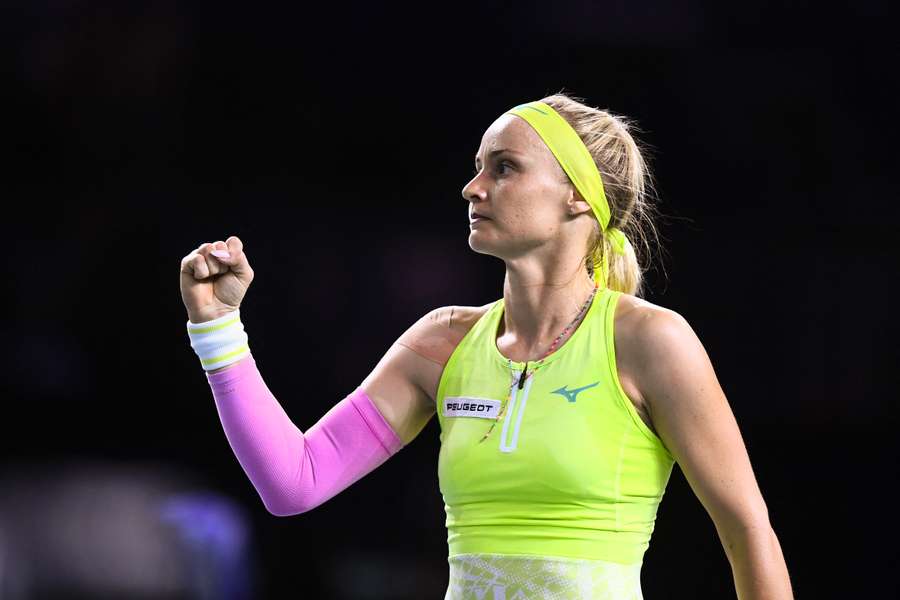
{"left": 499, "top": 366, "right": 535, "bottom": 453}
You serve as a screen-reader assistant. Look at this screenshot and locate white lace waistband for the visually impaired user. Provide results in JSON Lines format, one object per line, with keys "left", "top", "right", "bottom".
{"left": 444, "top": 553, "right": 644, "bottom": 600}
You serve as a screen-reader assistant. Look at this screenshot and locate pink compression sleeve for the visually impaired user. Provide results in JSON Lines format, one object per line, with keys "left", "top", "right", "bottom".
{"left": 205, "top": 354, "right": 404, "bottom": 516}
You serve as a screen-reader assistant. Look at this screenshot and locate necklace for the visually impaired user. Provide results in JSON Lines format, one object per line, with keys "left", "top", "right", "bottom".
{"left": 479, "top": 279, "right": 600, "bottom": 443}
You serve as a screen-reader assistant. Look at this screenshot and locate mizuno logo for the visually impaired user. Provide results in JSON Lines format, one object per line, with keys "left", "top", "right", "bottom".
{"left": 551, "top": 381, "right": 599, "bottom": 403}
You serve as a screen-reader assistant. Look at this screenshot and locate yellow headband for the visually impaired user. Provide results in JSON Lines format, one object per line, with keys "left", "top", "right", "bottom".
{"left": 505, "top": 101, "right": 630, "bottom": 287}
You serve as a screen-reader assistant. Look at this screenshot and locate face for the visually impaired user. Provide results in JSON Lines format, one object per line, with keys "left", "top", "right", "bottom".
{"left": 461, "top": 114, "right": 591, "bottom": 262}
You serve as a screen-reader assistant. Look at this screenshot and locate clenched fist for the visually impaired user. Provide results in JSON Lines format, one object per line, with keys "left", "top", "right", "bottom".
{"left": 180, "top": 236, "right": 254, "bottom": 324}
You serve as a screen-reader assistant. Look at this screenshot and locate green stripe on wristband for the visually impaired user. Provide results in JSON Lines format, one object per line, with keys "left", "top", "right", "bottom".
{"left": 200, "top": 345, "right": 250, "bottom": 367}
{"left": 188, "top": 315, "right": 240, "bottom": 335}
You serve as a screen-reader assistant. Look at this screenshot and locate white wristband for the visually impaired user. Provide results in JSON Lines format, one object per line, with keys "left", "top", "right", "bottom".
{"left": 186, "top": 309, "right": 251, "bottom": 371}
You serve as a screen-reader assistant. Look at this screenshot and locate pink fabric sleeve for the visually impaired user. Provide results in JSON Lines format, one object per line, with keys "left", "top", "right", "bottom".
{"left": 205, "top": 354, "right": 404, "bottom": 516}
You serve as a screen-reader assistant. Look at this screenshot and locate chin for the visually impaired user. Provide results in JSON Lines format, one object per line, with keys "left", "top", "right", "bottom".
{"left": 467, "top": 234, "right": 506, "bottom": 260}
{"left": 467, "top": 235, "right": 493, "bottom": 255}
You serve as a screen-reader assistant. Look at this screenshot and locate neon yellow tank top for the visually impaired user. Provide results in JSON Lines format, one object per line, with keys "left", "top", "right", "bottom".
{"left": 436, "top": 287, "right": 675, "bottom": 598}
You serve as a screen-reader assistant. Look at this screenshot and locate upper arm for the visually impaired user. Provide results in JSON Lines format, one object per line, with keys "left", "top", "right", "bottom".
{"left": 358, "top": 306, "right": 458, "bottom": 446}
{"left": 631, "top": 308, "right": 771, "bottom": 538}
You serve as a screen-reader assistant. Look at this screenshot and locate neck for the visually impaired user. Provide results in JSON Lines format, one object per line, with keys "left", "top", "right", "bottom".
{"left": 498, "top": 258, "right": 597, "bottom": 360}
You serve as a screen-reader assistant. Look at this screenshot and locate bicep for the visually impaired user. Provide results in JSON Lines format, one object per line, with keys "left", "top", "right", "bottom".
{"left": 359, "top": 311, "right": 447, "bottom": 446}
{"left": 637, "top": 311, "right": 770, "bottom": 536}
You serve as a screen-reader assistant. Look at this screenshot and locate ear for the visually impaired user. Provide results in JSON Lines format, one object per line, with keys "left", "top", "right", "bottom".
{"left": 566, "top": 186, "right": 593, "bottom": 217}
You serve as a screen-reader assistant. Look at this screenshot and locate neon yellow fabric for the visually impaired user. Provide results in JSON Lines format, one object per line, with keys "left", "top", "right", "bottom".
{"left": 436, "top": 287, "right": 675, "bottom": 566}
{"left": 505, "top": 101, "right": 630, "bottom": 287}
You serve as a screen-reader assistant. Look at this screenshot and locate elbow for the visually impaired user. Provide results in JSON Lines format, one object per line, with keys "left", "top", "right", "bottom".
{"left": 261, "top": 495, "right": 310, "bottom": 517}
{"left": 256, "top": 482, "right": 314, "bottom": 517}
{"left": 717, "top": 515, "right": 776, "bottom": 562}
{"left": 264, "top": 503, "right": 303, "bottom": 518}
{"left": 714, "top": 501, "right": 772, "bottom": 545}
{"left": 249, "top": 452, "right": 324, "bottom": 516}
{"left": 729, "top": 512, "right": 774, "bottom": 541}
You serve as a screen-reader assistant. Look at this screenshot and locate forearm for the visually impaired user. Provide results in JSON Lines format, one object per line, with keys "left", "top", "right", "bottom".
{"left": 721, "top": 522, "right": 793, "bottom": 600}
{"left": 206, "top": 354, "right": 403, "bottom": 516}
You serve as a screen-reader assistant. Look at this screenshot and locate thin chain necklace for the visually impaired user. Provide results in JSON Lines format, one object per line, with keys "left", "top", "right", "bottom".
{"left": 479, "top": 279, "right": 600, "bottom": 443}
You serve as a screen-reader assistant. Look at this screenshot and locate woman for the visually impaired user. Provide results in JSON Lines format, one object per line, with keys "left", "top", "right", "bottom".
{"left": 180, "top": 93, "right": 793, "bottom": 599}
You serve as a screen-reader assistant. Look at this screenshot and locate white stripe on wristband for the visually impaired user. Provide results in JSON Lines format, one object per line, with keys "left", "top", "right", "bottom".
{"left": 186, "top": 309, "right": 251, "bottom": 371}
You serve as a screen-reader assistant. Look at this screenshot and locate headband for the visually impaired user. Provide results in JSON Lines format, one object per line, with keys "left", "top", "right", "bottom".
{"left": 505, "top": 101, "right": 631, "bottom": 287}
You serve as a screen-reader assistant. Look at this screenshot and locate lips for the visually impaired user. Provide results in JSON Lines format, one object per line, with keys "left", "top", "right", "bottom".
{"left": 470, "top": 212, "right": 490, "bottom": 220}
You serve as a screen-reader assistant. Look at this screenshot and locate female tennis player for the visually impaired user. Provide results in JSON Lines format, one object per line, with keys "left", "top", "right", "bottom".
{"left": 180, "top": 93, "right": 793, "bottom": 599}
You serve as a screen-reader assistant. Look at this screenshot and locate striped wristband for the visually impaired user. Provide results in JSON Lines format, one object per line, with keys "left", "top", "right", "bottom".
{"left": 186, "top": 309, "right": 251, "bottom": 371}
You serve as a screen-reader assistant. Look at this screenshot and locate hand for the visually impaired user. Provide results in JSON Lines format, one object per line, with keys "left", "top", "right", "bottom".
{"left": 180, "top": 236, "right": 254, "bottom": 324}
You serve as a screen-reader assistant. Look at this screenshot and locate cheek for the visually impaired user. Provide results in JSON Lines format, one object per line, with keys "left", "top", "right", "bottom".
{"left": 505, "top": 203, "right": 558, "bottom": 238}
{"left": 497, "top": 176, "right": 565, "bottom": 233}
{"left": 520, "top": 181, "right": 561, "bottom": 217}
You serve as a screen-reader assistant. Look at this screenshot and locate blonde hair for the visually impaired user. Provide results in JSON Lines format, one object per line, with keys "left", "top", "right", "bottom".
{"left": 540, "top": 91, "right": 666, "bottom": 297}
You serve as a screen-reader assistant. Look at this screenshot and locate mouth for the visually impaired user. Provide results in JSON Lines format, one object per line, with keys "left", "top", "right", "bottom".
{"left": 470, "top": 212, "right": 490, "bottom": 222}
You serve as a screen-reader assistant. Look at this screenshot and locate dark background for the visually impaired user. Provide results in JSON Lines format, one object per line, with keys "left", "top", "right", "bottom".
{"left": 2, "top": 1, "right": 895, "bottom": 598}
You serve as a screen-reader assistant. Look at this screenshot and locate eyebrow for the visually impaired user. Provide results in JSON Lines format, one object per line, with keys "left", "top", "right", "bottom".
{"left": 474, "top": 148, "right": 523, "bottom": 165}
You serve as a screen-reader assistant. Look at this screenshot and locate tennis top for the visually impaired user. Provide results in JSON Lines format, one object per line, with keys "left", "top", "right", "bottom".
{"left": 436, "top": 286, "right": 675, "bottom": 576}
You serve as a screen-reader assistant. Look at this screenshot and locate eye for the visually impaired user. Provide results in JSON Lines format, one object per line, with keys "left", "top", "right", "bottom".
{"left": 472, "top": 162, "right": 512, "bottom": 176}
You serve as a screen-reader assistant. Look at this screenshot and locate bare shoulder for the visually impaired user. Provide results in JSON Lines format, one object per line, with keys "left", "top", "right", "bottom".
{"left": 396, "top": 303, "right": 493, "bottom": 370}
{"left": 359, "top": 303, "right": 493, "bottom": 445}
{"left": 393, "top": 303, "right": 492, "bottom": 404}
{"left": 613, "top": 293, "right": 687, "bottom": 335}
{"left": 613, "top": 293, "right": 694, "bottom": 435}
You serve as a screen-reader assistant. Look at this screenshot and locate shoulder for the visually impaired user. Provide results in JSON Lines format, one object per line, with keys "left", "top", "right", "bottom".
{"left": 613, "top": 293, "right": 691, "bottom": 344}
{"left": 613, "top": 292, "right": 708, "bottom": 401}
{"left": 395, "top": 303, "right": 494, "bottom": 369}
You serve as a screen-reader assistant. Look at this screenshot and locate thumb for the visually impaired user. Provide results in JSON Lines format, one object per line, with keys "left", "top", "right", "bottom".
{"left": 225, "top": 235, "right": 243, "bottom": 257}
{"left": 209, "top": 236, "right": 242, "bottom": 264}
{"left": 221, "top": 236, "right": 252, "bottom": 279}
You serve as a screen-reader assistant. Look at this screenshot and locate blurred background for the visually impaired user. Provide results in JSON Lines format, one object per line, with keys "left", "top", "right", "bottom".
{"left": 2, "top": 0, "right": 895, "bottom": 598}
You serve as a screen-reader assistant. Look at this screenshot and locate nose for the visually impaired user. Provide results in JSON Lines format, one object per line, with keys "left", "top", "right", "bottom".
{"left": 461, "top": 172, "right": 486, "bottom": 205}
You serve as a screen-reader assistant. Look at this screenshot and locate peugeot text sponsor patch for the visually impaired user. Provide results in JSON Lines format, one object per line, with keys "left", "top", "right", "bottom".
{"left": 443, "top": 396, "right": 502, "bottom": 419}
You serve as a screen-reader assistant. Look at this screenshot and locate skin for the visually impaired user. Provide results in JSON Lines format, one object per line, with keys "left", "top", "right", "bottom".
{"left": 362, "top": 113, "right": 793, "bottom": 599}
{"left": 194, "top": 112, "right": 793, "bottom": 599}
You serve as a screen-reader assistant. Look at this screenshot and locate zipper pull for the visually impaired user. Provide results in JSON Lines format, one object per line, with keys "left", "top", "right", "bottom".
{"left": 518, "top": 362, "right": 528, "bottom": 389}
